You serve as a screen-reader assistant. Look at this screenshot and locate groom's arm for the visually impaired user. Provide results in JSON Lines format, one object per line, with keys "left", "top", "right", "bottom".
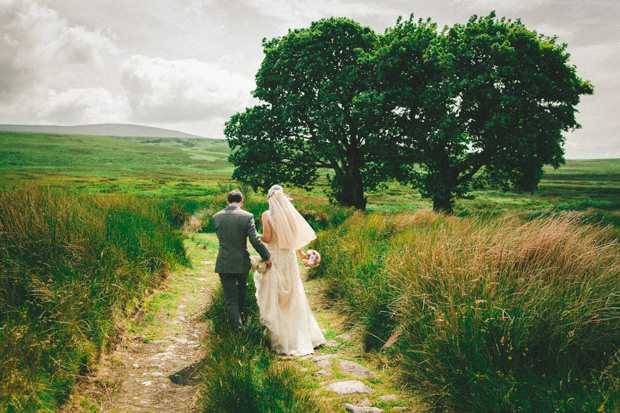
{"left": 247, "top": 216, "right": 271, "bottom": 262}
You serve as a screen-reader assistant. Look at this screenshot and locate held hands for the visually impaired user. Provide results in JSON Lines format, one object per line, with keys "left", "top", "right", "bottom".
{"left": 296, "top": 249, "right": 308, "bottom": 260}
{"left": 299, "top": 249, "right": 320, "bottom": 268}
{"left": 250, "top": 256, "right": 272, "bottom": 273}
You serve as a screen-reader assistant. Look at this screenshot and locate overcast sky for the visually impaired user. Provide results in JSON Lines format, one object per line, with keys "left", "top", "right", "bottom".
{"left": 1, "top": 0, "right": 618, "bottom": 158}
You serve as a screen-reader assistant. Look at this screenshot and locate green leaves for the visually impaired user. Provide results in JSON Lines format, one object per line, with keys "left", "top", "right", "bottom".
{"left": 376, "top": 13, "right": 592, "bottom": 212}
{"left": 226, "top": 18, "right": 385, "bottom": 209}
{"left": 226, "top": 13, "right": 592, "bottom": 212}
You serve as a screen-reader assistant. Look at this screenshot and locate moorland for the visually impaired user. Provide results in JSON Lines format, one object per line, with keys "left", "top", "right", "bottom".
{"left": 1, "top": 130, "right": 618, "bottom": 411}
{"left": 1, "top": 130, "right": 618, "bottom": 226}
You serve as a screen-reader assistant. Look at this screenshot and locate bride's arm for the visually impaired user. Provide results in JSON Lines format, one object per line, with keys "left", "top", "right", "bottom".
{"left": 259, "top": 211, "right": 272, "bottom": 243}
{"left": 296, "top": 249, "right": 308, "bottom": 259}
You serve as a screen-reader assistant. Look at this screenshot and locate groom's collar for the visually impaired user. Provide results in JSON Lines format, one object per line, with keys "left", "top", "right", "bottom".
{"left": 227, "top": 203, "right": 241, "bottom": 209}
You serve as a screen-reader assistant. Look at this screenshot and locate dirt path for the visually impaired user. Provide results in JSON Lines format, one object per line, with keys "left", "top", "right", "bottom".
{"left": 63, "top": 232, "right": 419, "bottom": 412}
{"left": 62, "top": 233, "right": 219, "bottom": 412}
{"left": 293, "top": 270, "right": 422, "bottom": 412}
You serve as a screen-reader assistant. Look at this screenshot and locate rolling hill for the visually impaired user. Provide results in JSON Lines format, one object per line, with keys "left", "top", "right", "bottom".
{"left": 0, "top": 123, "right": 205, "bottom": 139}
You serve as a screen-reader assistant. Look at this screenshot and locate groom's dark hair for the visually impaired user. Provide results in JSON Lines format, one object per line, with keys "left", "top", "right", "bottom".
{"left": 227, "top": 190, "right": 243, "bottom": 203}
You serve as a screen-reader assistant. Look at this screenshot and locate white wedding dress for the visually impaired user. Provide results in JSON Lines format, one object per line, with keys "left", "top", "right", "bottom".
{"left": 254, "top": 211, "right": 325, "bottom": 355}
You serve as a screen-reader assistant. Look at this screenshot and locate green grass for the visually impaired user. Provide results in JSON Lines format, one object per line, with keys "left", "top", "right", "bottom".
{"left": 309, "top": 211, "right": 620, "bottom": 411}
{"left": 0, "top": 131, "right": 231, "bottom": 176}
{"left": 2, "top": 131, "right": 618, "bottom": 229}
{"left": 0, "top": 186, "right": 187, "bottom": 411}
{"left": 0, "top": 131, "right": 234, "bottom": 214}
{"left": 198, "top": 276, "right": 319, "bottom": 412}
{"left": 365, "top": 159, "right": 620, "bottom": 229}
{"left": 1, "top": 130, "right": 619, "bottom": 410}
{"left": 0, "top": 131, "right": 357, "bottom": 233}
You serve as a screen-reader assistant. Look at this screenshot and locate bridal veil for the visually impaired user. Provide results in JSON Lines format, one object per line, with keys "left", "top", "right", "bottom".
{"left": 267, "top": 185, "right": 316, "bottom": 250}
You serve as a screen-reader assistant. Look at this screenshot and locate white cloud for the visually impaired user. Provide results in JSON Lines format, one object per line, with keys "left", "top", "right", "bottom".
{"left": 450, "top": 0, "right": 559, "bottom": 12}
{"left": 0, "top": 0, "right": 126, "bottom": 125}
{"left": 0, "top": 0, "right": 119, "bottom": 95}
{"left": 39, "top": 87, "right": 129, "bottom": 124}
{"left": 0, "top": 85, "right": 128, "bottom": 125}
{"left": 0, "top": 0, "right": 617, "bottom": 154}
{"left": 191, "top": 0, "right": 400, "bottom": 32}
{"left": 121, "top": 54, "right": 255, "bottom": 123}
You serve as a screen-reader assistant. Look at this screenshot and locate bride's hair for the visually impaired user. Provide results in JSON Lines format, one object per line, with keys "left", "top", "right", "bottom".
{"left": 268, "top": 184, "right": 284, "bottom": 198}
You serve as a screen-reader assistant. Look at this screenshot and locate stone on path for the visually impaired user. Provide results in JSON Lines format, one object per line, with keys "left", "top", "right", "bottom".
{"left": 336, "top": 332, "right": 357, "bottom": 340}
{"left": 312, "top": 369, "right": 331, "bottom": 377}
{"left": 343, "top": 403, "right": 383, "bottom": 413}
{"left": 338, "top": 359, "right": 377, "bottom": 379}
{"left": 325, "top": 380, "right": 375, "bottom": 394}
{"left": 393, "top": 408, "right": 410, "bottom": 412}
{"left": 378, "top": 394, "right": 398, "bottom": 402}
{"left": 324, "top": 339, "right": 340, "bottom": 347}
{"left": 310, "top": 354, "right": 337, "bottom": 369}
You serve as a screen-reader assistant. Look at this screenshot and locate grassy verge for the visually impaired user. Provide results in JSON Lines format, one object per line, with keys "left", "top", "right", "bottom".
{"left": 185, "top": 191, "right": 354, "bottom": 233}
{"left": 5, "top": 131, "right": 617, "bottom": 231}
{"left": 199, "top": 277, "right": 319, "bottom": 412}
{"left": 310, "top": 211, "right": 620, "bottom": 411}
{"left": 0, "top": 186, "right": 187, "bottom": 411}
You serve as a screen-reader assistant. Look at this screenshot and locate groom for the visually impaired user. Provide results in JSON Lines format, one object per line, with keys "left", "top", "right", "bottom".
{"left": 213, "top": 190, "right": 272, "bottom": 331}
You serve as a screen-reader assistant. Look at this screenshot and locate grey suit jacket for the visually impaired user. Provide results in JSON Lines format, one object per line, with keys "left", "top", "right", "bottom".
{"left": 213, "top": 205, "right": 270, "bottom": 274}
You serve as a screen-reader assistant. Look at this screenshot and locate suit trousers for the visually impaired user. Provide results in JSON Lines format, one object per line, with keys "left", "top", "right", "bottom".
{"left": 218, "top": 272, "right": 248, "bottom": 331}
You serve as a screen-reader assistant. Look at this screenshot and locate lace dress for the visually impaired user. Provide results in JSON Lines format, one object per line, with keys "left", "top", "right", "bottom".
{"left": 254, "top": 212, "right": 325, "bottom": 355}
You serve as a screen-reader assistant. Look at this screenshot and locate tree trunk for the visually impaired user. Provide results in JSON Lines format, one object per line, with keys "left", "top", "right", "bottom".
{"left": 342, "top": 172, "right": 366, "bottom": 210}
{"left": 432, "top": 196, "right": 453, "bottom": 214}
{"left": 332, "top": 149, "right": 367, "bottom": 210}
{"left": 428, "top": 151, "right": 456, "bottom": 214}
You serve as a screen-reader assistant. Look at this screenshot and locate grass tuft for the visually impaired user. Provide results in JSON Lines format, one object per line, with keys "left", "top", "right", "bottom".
{"left": 0, "top": 186, "right": 187, "bottom": 411}
{"left": 310, "top": 210, "right": 620, "bottom": 411}
{"left": 198, "top": 277, "right": 320, "bottom": 412}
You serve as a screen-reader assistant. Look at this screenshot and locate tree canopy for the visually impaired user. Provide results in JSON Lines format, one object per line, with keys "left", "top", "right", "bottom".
{"left": 225, "top": 13, "right": 593, "bottom": 212}
{"left": 375, "top": 13, "right": 593, "bottom": 212}
{"left": 225, "top": 17, "right": 390, "bottom": 209}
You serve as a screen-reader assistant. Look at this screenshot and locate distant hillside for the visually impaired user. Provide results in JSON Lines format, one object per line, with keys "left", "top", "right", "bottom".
{"left": 0, "top": 123, "right": 205, "bottom": 139}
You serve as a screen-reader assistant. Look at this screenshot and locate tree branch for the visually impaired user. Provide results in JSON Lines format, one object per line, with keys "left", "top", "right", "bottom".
{"left": 456, "top": 154, "right": 485, "bottom": 185}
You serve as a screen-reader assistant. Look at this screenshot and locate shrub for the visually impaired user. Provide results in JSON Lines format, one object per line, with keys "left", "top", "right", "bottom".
{"left": 310, "top": 211, "right": 620, "bottom": 411}
{"left": 168, "top": 201, "right": 187, "bottom": 227}
{"left": 0, "top": 186, "right": 187, "bottom": 411}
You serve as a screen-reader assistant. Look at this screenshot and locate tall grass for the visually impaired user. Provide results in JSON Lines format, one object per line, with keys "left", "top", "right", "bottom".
{"left": 199, "top": 277, "right": 319, "bottom": 412}
{"left": 179, "top": 190, "right": 353, "bottom": 233}
{"left": 0, "top": 186, "right": 187, "bottom": 411}
{"left": 310, "top": 211, "right": 619, "bottom": 411}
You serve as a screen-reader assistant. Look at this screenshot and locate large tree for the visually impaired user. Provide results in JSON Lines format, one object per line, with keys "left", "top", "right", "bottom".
{"left": 225, "top": 18, "right": 392, "bottom": 209}
{"left": 375, "top": 13, "right": 593, "bottom": 213}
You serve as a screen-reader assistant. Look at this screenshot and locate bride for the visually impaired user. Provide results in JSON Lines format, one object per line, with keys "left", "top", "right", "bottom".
{"left": 255, "top": 185, "right": 326, "bottom": 355}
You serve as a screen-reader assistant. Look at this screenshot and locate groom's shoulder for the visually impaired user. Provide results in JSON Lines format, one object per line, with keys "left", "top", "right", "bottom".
{"left": 213, "top": 207, "right": 252, "bottom": 218}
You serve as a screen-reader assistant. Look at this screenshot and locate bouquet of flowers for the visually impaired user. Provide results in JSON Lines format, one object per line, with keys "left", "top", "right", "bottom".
{"left": 302, "top": 249, "right": 321, "bottom": 268}
{"left": 250, "top": 255, "right": 268, "bottom": 274}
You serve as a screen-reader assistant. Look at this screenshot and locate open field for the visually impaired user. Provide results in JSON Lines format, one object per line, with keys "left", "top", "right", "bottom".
{"left": 364, "top": 158, "right": 620, "bottom": 230}
{"left": 1, "top": 131, "right": 618, "bottom": 411}
{"left": 1, "top": 131, "right": 618, "bottom": 229}
{"left": 0, "top": 131, "right": 232, "bottom": 199}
